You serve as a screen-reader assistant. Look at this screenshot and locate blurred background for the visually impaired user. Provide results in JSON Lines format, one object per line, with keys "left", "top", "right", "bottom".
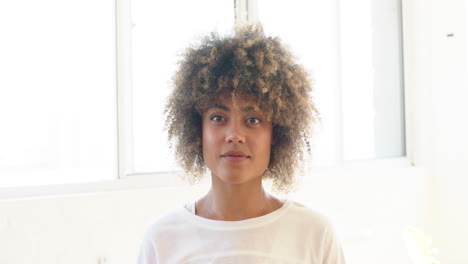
{"left": 0, "top": 0, "right": 467, "bottom": 263}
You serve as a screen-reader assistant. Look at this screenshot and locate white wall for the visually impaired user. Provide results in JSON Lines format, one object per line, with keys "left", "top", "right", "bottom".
{"left": 2, "top": 0, "right": 468, "bottom": 263}
{"left": 0, "top": 166, "right": 428, "bottom": 264}
{"left": 403, "top": 0, "right": 468, "bottom": 263}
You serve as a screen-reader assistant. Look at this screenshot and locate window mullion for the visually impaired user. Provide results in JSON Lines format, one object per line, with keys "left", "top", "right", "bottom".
{"left": 116, "top": 0, "right": 135, "bottom": 179}
{"left": 235, "top": 0, "right": 248, "bottom": 25}
{"left": 247, "top": 0, "right": 259, "bottom": 24}
{"left": 335, "top": 0, "right": 345, "bottom": 165}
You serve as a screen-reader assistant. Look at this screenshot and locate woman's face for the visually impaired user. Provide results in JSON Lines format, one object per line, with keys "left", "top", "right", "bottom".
{"left": 202, "top": 94, "right": 274, "bottom": 185}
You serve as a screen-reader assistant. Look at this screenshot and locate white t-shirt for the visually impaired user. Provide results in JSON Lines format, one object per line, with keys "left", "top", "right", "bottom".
{"left": 137, "top": 200, "right": 346, "bottom": 264}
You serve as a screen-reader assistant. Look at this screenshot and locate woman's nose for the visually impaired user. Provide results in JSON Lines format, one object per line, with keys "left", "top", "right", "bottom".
{"left": 225, "top": 122, "right": 246, "bottom": 143}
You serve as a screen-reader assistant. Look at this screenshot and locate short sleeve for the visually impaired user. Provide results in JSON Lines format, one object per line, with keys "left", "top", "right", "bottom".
{"left": 136, "top": 234, "right": 157, "bottom": 264}
{"left": 321, "top": 223, "right": 346, "bottom": 264}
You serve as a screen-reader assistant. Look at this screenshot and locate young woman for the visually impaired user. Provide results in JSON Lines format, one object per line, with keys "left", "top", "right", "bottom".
{"left": 137, "top": 24, "right": 346, "bottom": 263}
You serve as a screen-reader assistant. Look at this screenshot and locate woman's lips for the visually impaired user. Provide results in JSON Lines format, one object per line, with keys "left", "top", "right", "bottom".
{"left": 221, "top": 155, "right": 249, "bottom": 162}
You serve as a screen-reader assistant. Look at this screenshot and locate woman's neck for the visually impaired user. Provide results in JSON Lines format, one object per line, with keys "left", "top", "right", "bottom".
{"left": 195, "top": 175, "right": 283, "bottom": 221}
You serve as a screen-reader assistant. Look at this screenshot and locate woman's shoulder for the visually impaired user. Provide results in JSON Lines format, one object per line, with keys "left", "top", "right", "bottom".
{"left": 141, "top": 205, "right": 189, "bottom": 237}
{"left": 284, "top": 200, "right": 336, "bottom": 229}
{"left": 282, "top": 200, "right": 343, "bottom": 247}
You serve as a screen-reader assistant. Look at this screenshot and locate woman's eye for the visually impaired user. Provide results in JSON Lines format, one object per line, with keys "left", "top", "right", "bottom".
{"left": 246, "top": 118, "right": 261, "bottom": 124}
{"left": 210, "top": 115, "right": 225, "bottom": 122}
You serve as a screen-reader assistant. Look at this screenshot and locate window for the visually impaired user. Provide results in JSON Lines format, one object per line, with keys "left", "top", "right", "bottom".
{"left": 125, "top": 0, "right": 234, "bottom": 176}
{"left": 0, "top": 0, "right": 405, "bottom": 188}
{"left": 0, "top": 0, "right": 117, "bottom": 188}
{"left": 127, "top": 0, "right": 406, "bottom": 177}
{"left": 255, "top": 0, "right": 405, "bottom": 163}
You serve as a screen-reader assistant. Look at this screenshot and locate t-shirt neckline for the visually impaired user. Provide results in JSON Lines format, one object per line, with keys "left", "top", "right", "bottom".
{"left": 181, "top": 199, "right": 290, "bottom": 230}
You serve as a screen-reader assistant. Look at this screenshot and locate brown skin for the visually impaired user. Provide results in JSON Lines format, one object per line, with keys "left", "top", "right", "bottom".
{"left": 196, "top": 94, "right": 283, "bottom": 221}
{"left": 195, "top": 186, "right": 283, "bottom": 221}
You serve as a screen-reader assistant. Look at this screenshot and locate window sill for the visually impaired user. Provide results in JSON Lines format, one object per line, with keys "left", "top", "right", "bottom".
{"left": 0, "top": 157, "right": 414, "bottom": 201}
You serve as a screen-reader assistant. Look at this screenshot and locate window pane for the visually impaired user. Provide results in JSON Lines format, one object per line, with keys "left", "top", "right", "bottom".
{"left": 340, "top": 0, "right": 405, "bottom": 159}
{"left": 257, "top": 0, "right": 340, "bottom": 164}
{"left": 0, "top": 0, "right": 117, "bottom": 187}
{"left": 130, "top": 0, "right": 234, "bottom": 174}
{"left": 258, "top": 0, "right": 405, "bottom": 162}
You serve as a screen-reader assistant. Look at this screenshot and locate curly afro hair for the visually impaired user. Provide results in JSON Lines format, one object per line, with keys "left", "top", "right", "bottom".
{"left": 164, "top": 24, "right": 318, "bottom": 192}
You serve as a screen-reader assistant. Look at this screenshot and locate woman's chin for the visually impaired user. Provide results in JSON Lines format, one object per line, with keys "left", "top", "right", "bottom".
{"left": 212, "top": 172, "right": 261, "bottom": 186}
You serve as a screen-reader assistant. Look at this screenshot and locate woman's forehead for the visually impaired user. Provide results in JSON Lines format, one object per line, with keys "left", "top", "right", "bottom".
{"left": 205, "top": 93, "right": 260, "bottom": 111}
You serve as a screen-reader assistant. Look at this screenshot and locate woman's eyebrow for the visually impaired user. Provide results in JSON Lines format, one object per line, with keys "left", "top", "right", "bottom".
{"left": 210, "top": 105, "right": 230, "bottom": 111}
{"left": 208, "top": 105, "right": 257, "bottom": 112}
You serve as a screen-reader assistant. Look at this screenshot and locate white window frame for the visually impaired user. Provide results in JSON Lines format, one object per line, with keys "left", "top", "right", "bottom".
{"left": 0, "top": 0, "right": 413, "bottom": 200}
